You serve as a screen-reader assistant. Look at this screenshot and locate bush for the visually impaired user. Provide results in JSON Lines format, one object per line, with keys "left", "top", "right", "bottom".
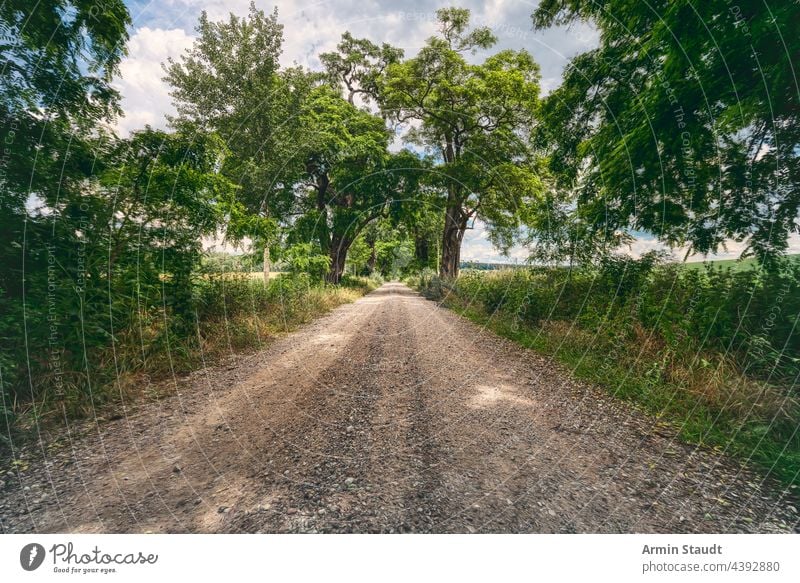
{"left": 414, "top": 256, "right": 800, "bottom": 485}
{"left": 281, "top": 243, "right": 331, "bottom": 281}
{"left": 0, "top": 264, "right": 374, "bottom": 444}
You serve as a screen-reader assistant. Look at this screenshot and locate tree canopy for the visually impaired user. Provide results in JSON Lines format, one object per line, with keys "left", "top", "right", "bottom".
{"left": 532, "top": 0, "right": 800, "bottom": 264}
{"left": 379, "top": 8, "right": 545, "bottom": 277}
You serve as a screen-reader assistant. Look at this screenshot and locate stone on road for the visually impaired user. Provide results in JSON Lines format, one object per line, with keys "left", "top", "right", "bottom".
{"left": 3, "top": 283, "right": 797, "bottom": 533}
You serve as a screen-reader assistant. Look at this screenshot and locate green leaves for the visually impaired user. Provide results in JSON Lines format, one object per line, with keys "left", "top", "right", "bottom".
{"left": 434, "top": 7, "right": 497, "bottom": 52}
{"left": 282, "top": 243, "right": 331, "bottom": 280}
{"left": 532, "top": 0, "right": 800, "bottom": 265}
{"left": 0, "top": 0, "right": 133, "bottom": 403}
{"left": 298, "top": 86, "right": 388, "bottom": 164}
{"left": 165, "top": 2, "right": 283, "bottom": 129}
{"left": 380, "top": 8, "right": 543, "bottom": 276}
{"left": 164, "top": 2, "right": 288, "bottom": 225}
{"left": 320, "top": 32, "right": 403, "bottom": 104}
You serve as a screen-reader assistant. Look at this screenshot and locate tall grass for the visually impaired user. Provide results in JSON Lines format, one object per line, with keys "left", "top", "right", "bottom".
{"left": 413, "top": 258, "right": 800, "bottom": 487}
{"left": 2, "top": 273, "right": 377, "bottom": 440}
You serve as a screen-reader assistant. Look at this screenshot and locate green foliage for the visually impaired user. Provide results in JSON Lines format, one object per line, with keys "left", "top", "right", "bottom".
{"left": 202, "top": 252, "right": 254, "bottom": 273}
{"left": 0, "top": 127, "right": 235, "bottom": 418}
{"left": 532, "top": 0, "right": 800, "bottom": 264}
{"left": 1, "top": 0, "right": 131, "bottom": 358}
{"left": 418, "top": 257, "right": 800, "bottom": 485}
{"left": 166, "top": 6, "right": 430, "bottom": 284}
{"left": 163, "top": 1, "right": 283, "bottom": 152}
{"left": 345, "top": 217, "right": 426, "bottom": 278}
{"left": 380, "top": 8, "right": 545, "bottom": 277}
{"left": 1, "top": 0, "right": 129, "bottom": 416}
{"left": 281, "top": 243, "right": 331, "bottom": 281}
{"left": 320, "top": 32, "right": 404, "bottom": 105}
{"left": 164, "top": 2, "right": 288, "bottom": 261}
{"left": 375, "top": 240, "right": 414, "bottom": 279}
{"left": 345, "top": 237, "right": 373, "bottom": 275}
{"left": 0, "top": 0, "right": 129, "bottom": 133}
{"left": 290, "top": 86, "right": 427, "bottom": 282}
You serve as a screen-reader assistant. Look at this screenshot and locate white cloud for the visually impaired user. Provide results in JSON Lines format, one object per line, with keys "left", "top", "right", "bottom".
{"left": 112, "top": 26, "right": 194, "bottom": 135}
{"left": 113, "top": 1, "right": 597, "bottom": 136}
{"left": 115, "top": 2, "right": 797, "bottom": 263}
{"left": 621, "top": 232, "right": 800, "bottom": 263}
{"left": 461, "top": 220, "right": 530, "bottom": 263}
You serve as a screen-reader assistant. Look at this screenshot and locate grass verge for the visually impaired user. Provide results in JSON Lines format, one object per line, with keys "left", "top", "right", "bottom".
{"left": 411, "top": 270, "right": 799, "bottom": 491}
{"left": 4, "top": 274, "right": 379, "bottom": 446}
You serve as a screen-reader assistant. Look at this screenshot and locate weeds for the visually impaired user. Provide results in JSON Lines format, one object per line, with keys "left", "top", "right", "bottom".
{"left": 3, "top": 274, "right": 376, "bottom": 442}
{"left": 413, "top": 257, "right": 800, "bottom": 487}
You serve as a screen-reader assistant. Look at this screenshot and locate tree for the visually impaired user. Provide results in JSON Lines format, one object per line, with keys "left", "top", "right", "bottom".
{"left": 348, "top": 215, "right": 428, "bottom": 275}
{"left": 382, "top": 179, "right": 442, "bottom": 272}
{"left": 165, "top": 6, "right": 417, "bottom": 285}
{"left": 345, "top": 235, "right": 374, "bottom": 275}
{"left": 1, "top": 0, "right": 130, "bottom": 284}
{"left": 532, "top": 0, "right": 800, "bottom": 265}
{"left": 290, "top": 87, "right": 424, "bottom": 283}
{"left": 164, "top": 2, "right": 286, "bottom": 282}
{"left": 320, "top": 32, "right": 404, "bottom": 106}
{"left": 98, "top": 129, "right": 236, "bottom": 323}
{"left": 0, "top": 0, "right": 131, "bottom": 410}
{"left": 281, "top": 243, "right": 331, "bottom": 281}
{"left": 380, "top": 8, "right": 545, "bottom": 278}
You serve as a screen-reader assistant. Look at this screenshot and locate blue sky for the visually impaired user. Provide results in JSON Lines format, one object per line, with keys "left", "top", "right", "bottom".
{"left": 115, "top": 0, "right": 599, "bottom": 135}
{"left": 115, "top": 0, "right": 798, "bottom": 262}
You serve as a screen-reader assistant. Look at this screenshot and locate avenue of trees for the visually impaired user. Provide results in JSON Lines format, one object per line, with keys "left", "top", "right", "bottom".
{"left": 161, "top": 5, "right": 544, "bottom": 283}
{"left": 1, "top": 1, "right": 798, "bottom": 422}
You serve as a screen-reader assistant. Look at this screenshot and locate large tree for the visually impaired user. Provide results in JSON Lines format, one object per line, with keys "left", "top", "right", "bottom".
{"left": 164, "top": 6, "right": 421, "bottom": 284}
{"left": 532, "top": 0, "right": 800, "bottom": 264}
{"left": 164, "top": 2, "right": 286, "bottom": 281}
{"left": 288, "top": 87, "right": 424, "bottom": 283}
{"left": 380, "top": 8, "right": 545, "bottom": 278}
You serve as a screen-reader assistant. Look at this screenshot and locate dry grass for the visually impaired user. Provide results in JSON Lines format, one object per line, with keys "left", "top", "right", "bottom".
{"left": 533, "top": 317, "right": 798, "bottom": 425}
{"left": 11, "top": 279, "right": 373, "bottom": 434}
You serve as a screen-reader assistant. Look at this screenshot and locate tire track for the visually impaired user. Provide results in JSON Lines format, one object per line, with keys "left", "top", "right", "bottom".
{"left": 2, "top": 283, "right": 797, "bottom": 533}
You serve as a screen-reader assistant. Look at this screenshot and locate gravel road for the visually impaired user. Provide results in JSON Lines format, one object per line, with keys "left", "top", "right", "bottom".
{"left": 2, "top": 283, "right": 797, "bottom": 533}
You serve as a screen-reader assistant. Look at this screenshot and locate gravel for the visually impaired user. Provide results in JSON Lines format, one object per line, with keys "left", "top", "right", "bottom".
{"left": 1, "top": 283, "right": 798, "bottom": 533}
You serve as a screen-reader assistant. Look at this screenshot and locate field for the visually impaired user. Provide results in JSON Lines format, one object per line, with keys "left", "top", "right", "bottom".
{"left": 680, "top": 254, "right": 800, "bottom": 272}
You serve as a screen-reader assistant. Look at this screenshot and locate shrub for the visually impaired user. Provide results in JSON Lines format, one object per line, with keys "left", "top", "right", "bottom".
{"left": 414, "top": 256, "right": 800, "bottom": 485}
{"left": 281, "top": 243, "right": 331, "bottom": 281}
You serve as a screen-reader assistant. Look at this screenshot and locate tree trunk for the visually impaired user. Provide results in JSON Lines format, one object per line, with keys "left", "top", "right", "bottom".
{"left": 367, "top": 240, "right": 377, "bottom": 274}
{"left": 414, "top": 233, "right": 430, "bottom": 268}
{"left": 439, "top": 204, "right": 466, "bottom": 279}
{"left": 326, "top": 235, "right": 351, "bottom": 285}
{"left": 262, "top": 246, "right": 270, "bottom": 284}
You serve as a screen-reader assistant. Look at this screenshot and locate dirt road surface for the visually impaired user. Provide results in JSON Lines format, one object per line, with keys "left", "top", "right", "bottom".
{"left": 2, "top": 283, "right": 798, "bottom": 533}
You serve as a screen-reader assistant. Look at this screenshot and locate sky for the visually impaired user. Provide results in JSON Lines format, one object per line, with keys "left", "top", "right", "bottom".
{"left": 115, "top": 0, "right": 799, "bottom": 263}
{"left": 115, "top": 0, "right": 599, "bottom": 135}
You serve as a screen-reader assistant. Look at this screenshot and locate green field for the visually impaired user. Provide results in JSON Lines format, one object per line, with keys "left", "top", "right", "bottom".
{"left": 680, "top": 253, "right": 800, "bottom": 272}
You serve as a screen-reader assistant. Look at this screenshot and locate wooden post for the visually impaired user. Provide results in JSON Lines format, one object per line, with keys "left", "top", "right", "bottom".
{"left": 263, "top": 246, "right": 270, "bottom": 284}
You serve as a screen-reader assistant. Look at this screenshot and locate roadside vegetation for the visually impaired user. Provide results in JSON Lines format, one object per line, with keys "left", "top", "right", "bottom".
{"left": 413, "top": 255, "right": 800, "bottom": 487}
{"left": 2, "top": 0, "right": 798, "bottom": 496}
{"left": 2, "top": 270, "right": 377, "bottom": 441}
